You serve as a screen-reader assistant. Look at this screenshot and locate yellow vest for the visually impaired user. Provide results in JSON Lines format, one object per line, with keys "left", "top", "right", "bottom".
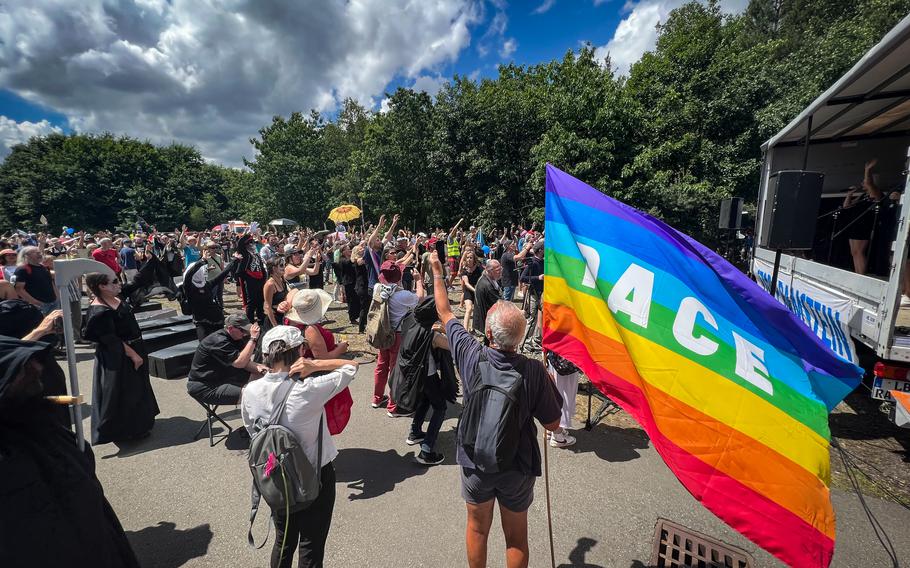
{"left": 447, "top": 239, "right": 461, "bottom": 257}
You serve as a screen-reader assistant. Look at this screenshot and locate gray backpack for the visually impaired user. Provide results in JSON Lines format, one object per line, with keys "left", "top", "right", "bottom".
{"left": 247, "top": 378, "right": 324, "bottom": 549}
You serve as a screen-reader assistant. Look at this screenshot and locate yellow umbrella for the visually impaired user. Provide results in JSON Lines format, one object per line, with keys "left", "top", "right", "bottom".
{"left": 328, "top": 204, "right": 362, "bottom": 223}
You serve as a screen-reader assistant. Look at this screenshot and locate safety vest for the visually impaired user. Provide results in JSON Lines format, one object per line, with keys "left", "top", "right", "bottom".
{"left": 447, "top": 239, "right": 461, "bottom": 258}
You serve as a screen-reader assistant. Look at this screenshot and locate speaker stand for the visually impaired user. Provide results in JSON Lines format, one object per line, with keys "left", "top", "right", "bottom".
{"left": 769, "top": 249, "right": 782, "bottom": 299}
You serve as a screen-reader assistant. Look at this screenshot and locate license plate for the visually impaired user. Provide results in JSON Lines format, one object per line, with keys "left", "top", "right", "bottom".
{"left": 871, "top": 378, "right": 910, "bottom": 401}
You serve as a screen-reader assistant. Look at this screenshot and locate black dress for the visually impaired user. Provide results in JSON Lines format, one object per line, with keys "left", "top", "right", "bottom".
{"left": 82, "top": 300, "right": 160, "bottom": 444}
{"left": 461, "top": 264, "right": 483, "bottom": 303}
{"left": 354, "top": 261, "right": 370, "bottom": 333}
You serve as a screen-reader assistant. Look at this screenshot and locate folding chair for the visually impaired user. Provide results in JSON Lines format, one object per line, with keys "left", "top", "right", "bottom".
{"left": 192, "top": 399, "right": 233, "bottom": 446}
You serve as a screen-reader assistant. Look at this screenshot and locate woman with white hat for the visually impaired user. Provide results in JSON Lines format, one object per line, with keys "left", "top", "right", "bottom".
{"left": 281, "top": 288, "right": 349, "bottom": 360}
{"left": 241, "top": 325, "right": 357, "bottom": 567}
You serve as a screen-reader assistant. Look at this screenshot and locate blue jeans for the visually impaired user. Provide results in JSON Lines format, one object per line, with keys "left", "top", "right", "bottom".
{"left": 39, "top": 298, "right": 61, "bottom": 316}
{"left": 502, "top": 286, "right": 515, "bottom": 301}
{"left": 410, "top": 394, "right": 446, "bottom": 453}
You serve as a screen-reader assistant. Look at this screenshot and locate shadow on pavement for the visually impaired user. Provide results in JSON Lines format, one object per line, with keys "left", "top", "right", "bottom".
{"left": 569, "top": 426, "right": 649, "bottom": 462}
{"left": 225, "top": 427, "right": 251, "bottom": 451}
{"left": 126, "top": 521, "right": 213, "bottom": 568}
{"left": 334, "top": 447, "right": 429, "bottom": 500}
{"left": 557, "top": 537, "right": 606, "bottom": 568}
{"left": 102, "top": 416, "right": 205, "bottom": 458}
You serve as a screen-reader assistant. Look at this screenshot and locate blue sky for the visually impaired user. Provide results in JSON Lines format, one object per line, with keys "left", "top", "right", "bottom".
{"left": 0, "top": 0, "right": 747, "bottom": 166}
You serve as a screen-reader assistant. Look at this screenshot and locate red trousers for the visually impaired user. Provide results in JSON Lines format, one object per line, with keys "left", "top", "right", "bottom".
{"left": 373, "top": 332, "right": 402, "bottom": 413}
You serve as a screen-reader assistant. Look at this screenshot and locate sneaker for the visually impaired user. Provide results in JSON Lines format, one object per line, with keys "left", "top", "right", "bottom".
{"left": 416, "top": 450, "right": 445, "bottom": 465}
{"left": 406, "top": 433, "right": 426, "bottom": 446}
{"left": 901, "top": 295, "right": 910, "bottom": 308}
{"left": 371, "top": 395, "right": 389, "bottom": 409}
{"left": 388, "top": 410, "right": 415, "bottom": 418}
{"left": 550, "top": 433, "right": 577, "bottom": 448}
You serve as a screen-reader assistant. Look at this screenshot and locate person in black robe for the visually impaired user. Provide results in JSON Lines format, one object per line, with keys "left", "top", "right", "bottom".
{"left": 390, "top": 297, "right": 457, "bottom": 465}
{"left": 183, "top": 253, "right": 236, "bottom": 340}
{"left": 0, "top": 336, "right": 140, "bottom": 567}
{"left": 82, "top": 258, "right": 161, "bottom": 444}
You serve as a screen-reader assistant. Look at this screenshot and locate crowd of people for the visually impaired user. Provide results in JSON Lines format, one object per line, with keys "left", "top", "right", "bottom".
{"left": 1, "top": 214, "right": 585, "bottom": 568}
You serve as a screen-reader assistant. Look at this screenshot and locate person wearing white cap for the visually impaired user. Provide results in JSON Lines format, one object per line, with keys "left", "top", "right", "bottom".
{"left": 241, "top": 325, "right": 357, "bottom": 568}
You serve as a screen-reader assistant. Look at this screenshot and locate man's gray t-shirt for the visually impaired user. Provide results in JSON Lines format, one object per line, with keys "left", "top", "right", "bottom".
{"left": 446, "top": 319, "right": 562, "bottom": 476}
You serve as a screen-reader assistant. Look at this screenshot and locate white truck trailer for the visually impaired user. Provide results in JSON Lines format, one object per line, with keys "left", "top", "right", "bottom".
{"left": 752, "top": 14, "right": 910, "bottom": 423}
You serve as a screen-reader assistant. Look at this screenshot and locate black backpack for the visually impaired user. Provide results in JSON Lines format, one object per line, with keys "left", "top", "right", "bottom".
{"left": 458, "top": 351, "right": 523, "bottom": 473}
{"left": 175, "top": 282, "right": 193, "bottom": 316}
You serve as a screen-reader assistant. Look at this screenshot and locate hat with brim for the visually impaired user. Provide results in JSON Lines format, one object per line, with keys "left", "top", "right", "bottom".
{"left": 285, "top": 289, "right": 333, "bottom": 325}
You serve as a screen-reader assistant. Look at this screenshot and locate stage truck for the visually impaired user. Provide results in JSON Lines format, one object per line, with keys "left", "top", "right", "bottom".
{"left": 751, "top": 14, "right": 910, "bottom": 426}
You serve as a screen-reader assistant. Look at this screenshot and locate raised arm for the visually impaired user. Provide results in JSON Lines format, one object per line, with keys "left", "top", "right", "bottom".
{"left": 448, "top": 217, "right": 463, "bottom": 239}
{"left": 383, "top": 214, "right": 399, "bottom": 245}
{"left": 429, "top": 252, "right": 454, "bottom": 324}
{"left": 367, "top": 215, "right": 385, "bottom": 250}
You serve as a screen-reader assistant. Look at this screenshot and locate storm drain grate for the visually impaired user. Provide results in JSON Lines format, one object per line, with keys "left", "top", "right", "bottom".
{"left": 650, "top": 518, "right": 754, "bottom": 568}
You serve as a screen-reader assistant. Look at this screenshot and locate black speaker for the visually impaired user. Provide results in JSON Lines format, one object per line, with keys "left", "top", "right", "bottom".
{"left": 759, "top": 170, "right": 824, "bottom": 250}
{"left": 718, "top": 197, "right": 743, "bottom": 229}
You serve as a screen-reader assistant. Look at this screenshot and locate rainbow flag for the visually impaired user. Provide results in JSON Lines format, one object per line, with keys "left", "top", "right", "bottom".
{"left": 542, "top": 164, "right": 862, "bottom": 567}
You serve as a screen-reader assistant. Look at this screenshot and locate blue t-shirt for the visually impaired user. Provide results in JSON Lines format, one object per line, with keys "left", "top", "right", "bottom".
{"left": 119, "top": 247, "right": 137, "bottom": 269}
{"left": 445, "top": 319, "right": 562, "bottom": 476}
{"left": 184, "top": 246, "right": 201, "bottom": 267}
{"left": 363, "top": 246, "right": 381, "bottom": 289}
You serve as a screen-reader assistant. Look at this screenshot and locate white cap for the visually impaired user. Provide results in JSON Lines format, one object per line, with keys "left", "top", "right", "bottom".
{"left": 260, "top": 325, "right": 306, "bottom": 354}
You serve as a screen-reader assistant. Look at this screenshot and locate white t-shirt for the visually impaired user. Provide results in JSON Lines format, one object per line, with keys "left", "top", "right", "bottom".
{"left": 372, "top": 283, "right": 418, "bottom": 330}
{"left": 240, "top": 365, "right": 357, "bottom": 469}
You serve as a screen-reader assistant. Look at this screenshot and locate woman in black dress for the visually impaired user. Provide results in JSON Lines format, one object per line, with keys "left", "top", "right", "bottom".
{"left": 262, "top": 257, "right": 289, "bottom": 332}
{"left": 337, "top": 244, "right": 359, "bottom": 325}
{"left": 351, "top": 244, "right": 371, "bottom": 333}
{"left": 82, "top": 262, "right": 160, "bottom": 444}
{"left": 459, "top": 250, "right": 483, "bottom": 331}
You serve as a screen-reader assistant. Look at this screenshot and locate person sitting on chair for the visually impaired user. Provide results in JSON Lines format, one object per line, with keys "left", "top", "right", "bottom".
{"left": 186, "top": 313, "right": 270, "bottom": 406}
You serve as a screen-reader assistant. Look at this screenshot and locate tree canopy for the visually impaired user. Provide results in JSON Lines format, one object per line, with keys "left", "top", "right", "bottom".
{"left": 2, "top": 0, "right": 908, "bottom": 242}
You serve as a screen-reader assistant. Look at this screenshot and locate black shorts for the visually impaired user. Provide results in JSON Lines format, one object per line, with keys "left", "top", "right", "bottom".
{"left": 460, "top": 467, "right": 535, "bottom": 512}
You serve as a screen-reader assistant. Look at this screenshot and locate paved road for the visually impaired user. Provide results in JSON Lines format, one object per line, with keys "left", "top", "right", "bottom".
{"left": 64, "top": 341, "right": 910, "bottom": 568}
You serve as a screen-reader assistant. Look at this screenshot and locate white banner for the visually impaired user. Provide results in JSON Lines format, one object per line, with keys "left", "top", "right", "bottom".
{"left": 754, "top": 258, "right": 857, "bottom": 364}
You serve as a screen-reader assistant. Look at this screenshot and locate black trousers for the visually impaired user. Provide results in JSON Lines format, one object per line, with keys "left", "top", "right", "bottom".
{"left": 344, "top": 284, "right": 359, "bottom": 324}
{"left": 238, "top": 276, "right": 265, "bottom": 324}
{"left": 271, "top": 463, "right": 336, "bottom": 568}
{"left": 356, "top": 292, "right": 370, "bottom": 333}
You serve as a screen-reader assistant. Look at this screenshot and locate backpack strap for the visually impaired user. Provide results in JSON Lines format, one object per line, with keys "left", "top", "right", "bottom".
{"left": 248, "top": 483, "right": 271, "bottom": 549}
{"left": 269, "top": 376, "right": 298, "bottom": 425}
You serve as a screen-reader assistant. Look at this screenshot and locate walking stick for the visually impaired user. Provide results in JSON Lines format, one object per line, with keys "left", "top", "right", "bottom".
{"left": 543, "top": 428, "right": 556, "bottom": 568}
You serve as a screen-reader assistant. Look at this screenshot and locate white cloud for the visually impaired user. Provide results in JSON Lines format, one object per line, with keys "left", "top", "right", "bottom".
{"left": 593, "top": 0, "right": 749, "bottom": 76}
{"left": 0, "top": 116, "right": 63, "bottom": 158}
{"left": 0, "top": 0, "right": 484, "bottom": 166}
{"left": 411, "top": 74, "right": 447, "bottom": 97}
{"left": 500, "top": 38, "right": 518, "bottom": 59}
{"left": 533, "top": 0, "right": 557, "bottom": 14}
{"left": 477, "top": 5, "right": 509, "bottom": 58}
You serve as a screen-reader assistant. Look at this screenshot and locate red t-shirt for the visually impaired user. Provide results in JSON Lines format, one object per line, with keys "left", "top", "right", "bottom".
{"left": 92, "top": 248, "right": 122, "bottom": 274}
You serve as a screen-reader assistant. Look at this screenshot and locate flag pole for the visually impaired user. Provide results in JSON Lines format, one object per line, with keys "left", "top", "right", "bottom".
{"left": 543, "top": 428, "right": 556, "bottom": 568}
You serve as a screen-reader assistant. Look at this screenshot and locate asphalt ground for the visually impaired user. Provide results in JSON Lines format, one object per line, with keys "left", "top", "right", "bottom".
{"left": 63, "top": 332, "right": 910, "bottom": 567}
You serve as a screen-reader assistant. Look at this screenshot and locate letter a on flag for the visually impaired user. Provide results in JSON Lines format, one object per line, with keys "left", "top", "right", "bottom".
{"left": 541, "top": 164, "right": 863, "bottom": 567}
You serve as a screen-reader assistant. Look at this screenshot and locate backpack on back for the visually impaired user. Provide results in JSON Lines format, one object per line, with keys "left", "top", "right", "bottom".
{"left": 247, "top": 379, "right": 324, "bottom": 549}
{"left": 458, "top": 351, "right": 523, "bottom": 473}
{"left": 365, "top": 285, "right": 396, "bottom": 350}
{"left": 174, "top": 282, "right": 193, "bottom": 316}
